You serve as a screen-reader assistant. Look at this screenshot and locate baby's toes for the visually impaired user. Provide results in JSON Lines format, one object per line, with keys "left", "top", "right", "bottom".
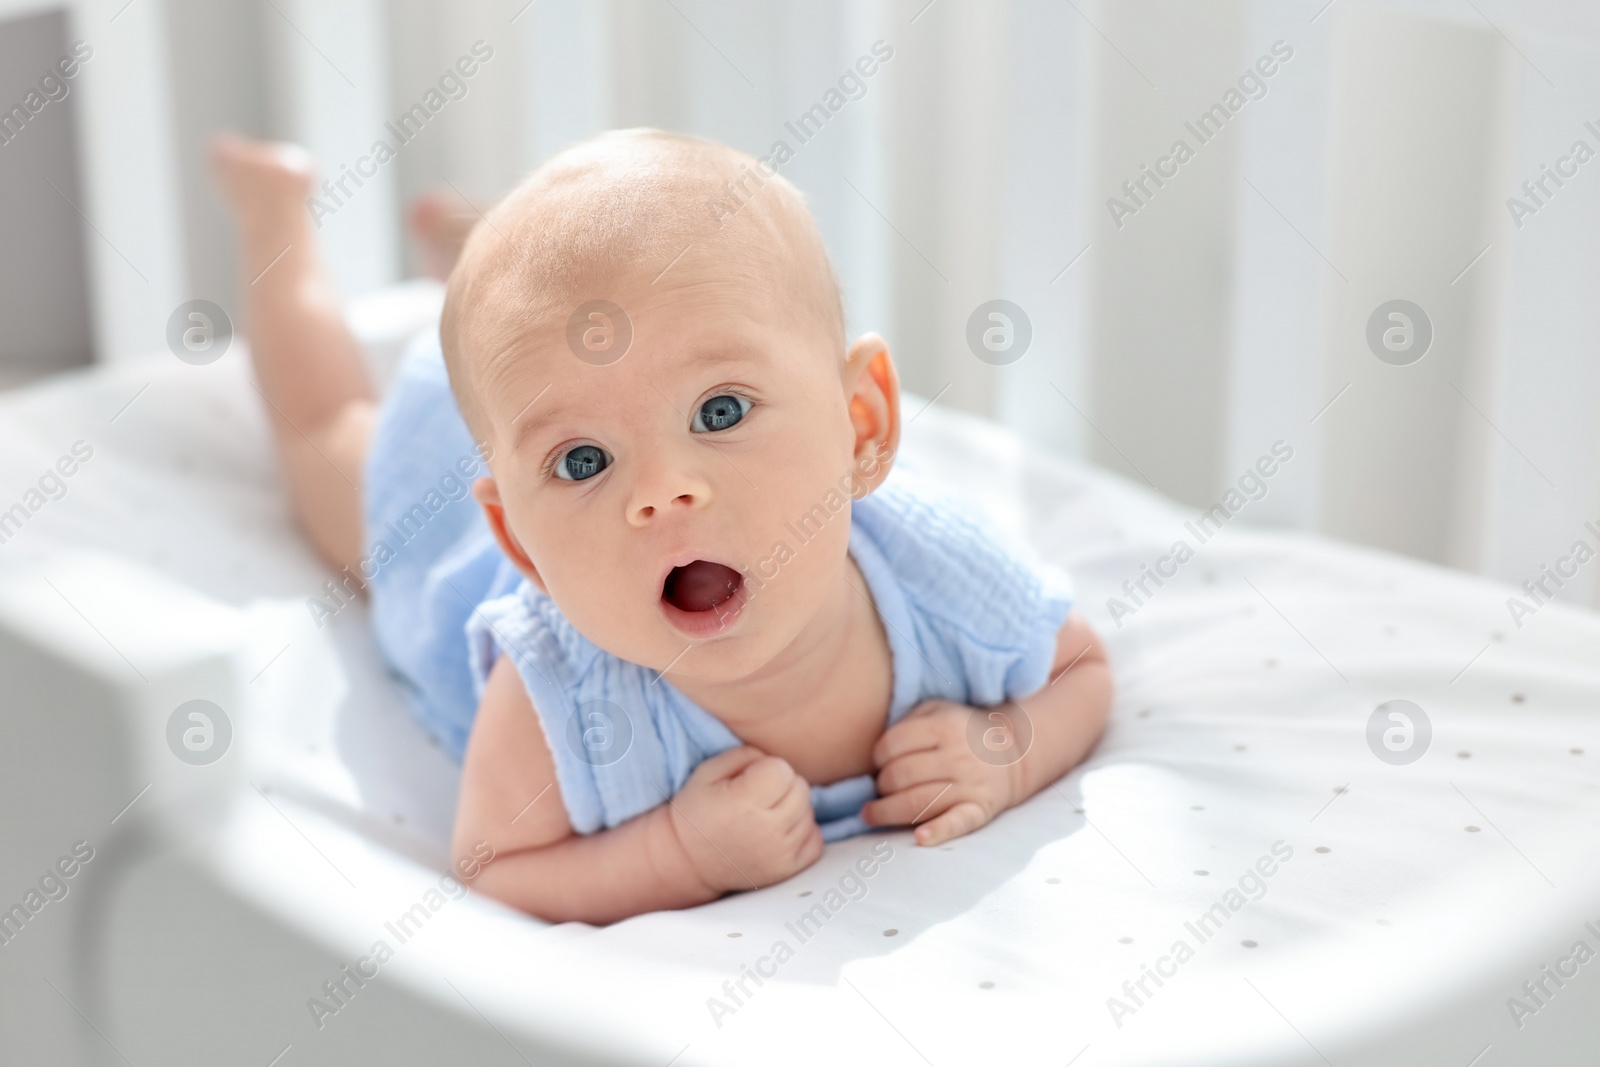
{"left": 407, "top": 188, "right": 480, "bottom": 278}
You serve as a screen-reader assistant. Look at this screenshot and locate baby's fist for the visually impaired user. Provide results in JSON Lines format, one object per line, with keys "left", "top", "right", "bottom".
{"left": 861, "top": 700, "right": 1026, "bottom": 847}
{"left": 669, "top": 745, "right": 824, "bottom": 894}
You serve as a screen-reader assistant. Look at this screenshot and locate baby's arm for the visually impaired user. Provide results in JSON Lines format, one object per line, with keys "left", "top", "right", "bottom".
{"left": 861, "top": 610, "right": 1112, "bottom": 846}
{"left": 450, "top": 654, "right": 823, "bottom": 924}
{"left": 1007, "top": 609, "right": 1113, "bottom": 801}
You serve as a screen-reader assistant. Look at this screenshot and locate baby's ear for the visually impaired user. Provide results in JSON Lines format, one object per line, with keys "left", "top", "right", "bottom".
{"left": 843, "top": 331, "right": 901, "bottom": 494}
{"left": 472, "top": 476, "right": 548, "bottom": 593}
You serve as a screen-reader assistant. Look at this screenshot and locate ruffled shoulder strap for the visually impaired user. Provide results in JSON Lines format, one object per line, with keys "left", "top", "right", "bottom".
{"left": 464, "top": 580, "right": 740, "bottom": 834}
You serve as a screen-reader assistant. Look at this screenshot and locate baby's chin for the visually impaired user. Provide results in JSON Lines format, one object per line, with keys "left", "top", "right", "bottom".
{"left": 572, "top": 591, "right": 802, "bottom": 687}
{"left": 647, "top": 585, "right": 792, "bottom": 682}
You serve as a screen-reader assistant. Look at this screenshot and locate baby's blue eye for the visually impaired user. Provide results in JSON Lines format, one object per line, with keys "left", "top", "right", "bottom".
{"left": 693, "top": 394, "right": 750, "bottom": 433}
{"left": 556, "top": 444, "right": 610, "bottom": 481}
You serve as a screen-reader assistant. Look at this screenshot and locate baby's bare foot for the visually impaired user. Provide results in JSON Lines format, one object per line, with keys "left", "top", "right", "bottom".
{"left": 409, "top": 189, "right": 481, "bottom": 279}
{"left": 209, "top": 133, "right": 316, "bottom": 238}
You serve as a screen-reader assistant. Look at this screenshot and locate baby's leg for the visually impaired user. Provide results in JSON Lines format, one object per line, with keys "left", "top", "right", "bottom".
{"left": 210, "top": 134, "right": 375, "bottom": 576}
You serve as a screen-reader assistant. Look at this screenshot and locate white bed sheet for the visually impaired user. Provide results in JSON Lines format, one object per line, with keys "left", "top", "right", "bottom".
{"left": 1, "top": 284, "right": 1598, "bottom": 1066}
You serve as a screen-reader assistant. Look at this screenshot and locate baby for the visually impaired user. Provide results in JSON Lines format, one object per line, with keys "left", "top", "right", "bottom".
{"left": 211, "top": 128, "right": 1112, "bottom": 926}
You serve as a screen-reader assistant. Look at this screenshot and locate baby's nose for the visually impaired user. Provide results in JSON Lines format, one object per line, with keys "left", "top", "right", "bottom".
{"left": 626, "top": 456, "right": 710, "bottom": 525}
{"left": 630, "top": 491, "right": 697, "bottom": 523}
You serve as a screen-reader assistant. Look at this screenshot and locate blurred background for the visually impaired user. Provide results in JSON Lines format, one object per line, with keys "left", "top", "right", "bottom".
{"left": 2, "top": 0, "right": 1597, "bottom": 608}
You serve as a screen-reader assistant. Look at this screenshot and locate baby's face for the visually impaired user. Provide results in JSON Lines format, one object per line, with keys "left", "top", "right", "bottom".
{"left": 474, "top": 264, "right": 879, "bottom": 682}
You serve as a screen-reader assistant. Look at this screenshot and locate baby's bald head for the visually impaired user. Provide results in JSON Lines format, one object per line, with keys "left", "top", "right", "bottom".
{"left": 440, "top": 129, "right": 846, "bottom": 442}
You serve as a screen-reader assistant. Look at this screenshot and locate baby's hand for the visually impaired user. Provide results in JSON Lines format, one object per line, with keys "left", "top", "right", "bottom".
{"left": 861, "top": 700, "right": 1024, "bottom": 847}
{"left": 667, "top": 745, "right": 825, "bottom": 894}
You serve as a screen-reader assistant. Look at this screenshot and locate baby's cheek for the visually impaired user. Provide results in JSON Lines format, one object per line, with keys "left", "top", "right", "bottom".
{"left": 565, "top": 595, "right": 676, "bottom": 671}
{"left": 746, "top": 449, "right": 851, "bottom": 549}
{"left": 536, "top": 542, "right": 659, "bottom": 654}
{"left": 764, "top": 420, "right": 853, "bottom": 488}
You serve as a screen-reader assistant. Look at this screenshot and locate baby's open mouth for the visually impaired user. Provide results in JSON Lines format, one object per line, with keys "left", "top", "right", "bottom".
{"left": 661, "top": 560, "right": 743, "bottom": 613}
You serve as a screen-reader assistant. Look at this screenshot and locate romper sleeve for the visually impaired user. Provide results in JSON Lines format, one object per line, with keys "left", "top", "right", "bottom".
{"left": 465, "top": 582, "right": 608, "bottom": 835}
{"left": 850, "top": 467, "right": 1077, "bottom": 709}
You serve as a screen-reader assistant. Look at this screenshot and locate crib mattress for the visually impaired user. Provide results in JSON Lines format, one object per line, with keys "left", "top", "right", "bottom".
{"left": 1, "top": 289, "right": 1597, "bottom": 1066}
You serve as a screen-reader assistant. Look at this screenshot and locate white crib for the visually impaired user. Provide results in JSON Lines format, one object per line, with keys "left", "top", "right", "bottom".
{"left": 1, "top": 283, "right": 1597, "bottom": 1065}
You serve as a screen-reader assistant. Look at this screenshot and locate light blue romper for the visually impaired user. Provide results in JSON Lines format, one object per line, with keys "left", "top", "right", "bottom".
{"left": 363, "top": 331, "right": 1077, "bottom": 843}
